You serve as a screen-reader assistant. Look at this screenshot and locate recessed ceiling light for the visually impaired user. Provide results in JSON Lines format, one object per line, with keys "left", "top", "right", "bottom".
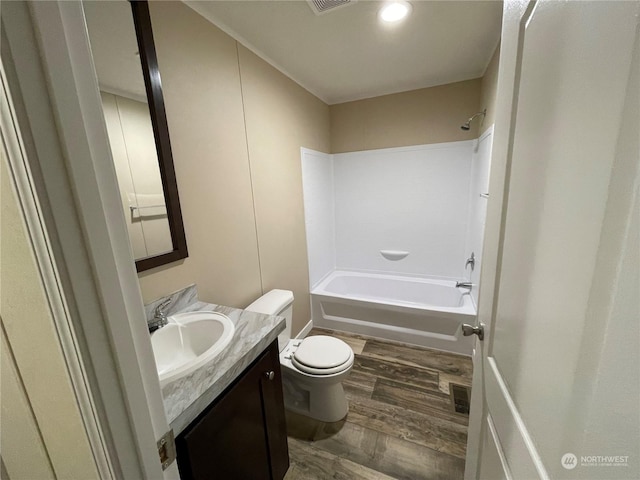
{"left": 379, "top": 1, "right": 412, "bottom": 23}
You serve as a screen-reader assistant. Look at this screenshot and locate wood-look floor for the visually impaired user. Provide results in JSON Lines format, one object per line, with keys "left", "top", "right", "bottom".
{"left": 283, "top": 328, "right": 473, "bottom": 480}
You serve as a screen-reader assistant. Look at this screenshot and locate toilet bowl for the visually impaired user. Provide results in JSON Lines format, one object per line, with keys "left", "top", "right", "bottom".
{"left": 246, "top": 289, "right": 354, "bottom": 422}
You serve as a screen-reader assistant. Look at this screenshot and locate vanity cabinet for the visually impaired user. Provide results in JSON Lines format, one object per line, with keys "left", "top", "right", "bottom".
{"left": 176, "top": 341, "right": 289, "bottom": 479}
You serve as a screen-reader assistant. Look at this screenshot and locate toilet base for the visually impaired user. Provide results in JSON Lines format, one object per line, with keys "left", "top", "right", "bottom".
{"left": 281, "top": 369, "right": 350, "bottom": 423}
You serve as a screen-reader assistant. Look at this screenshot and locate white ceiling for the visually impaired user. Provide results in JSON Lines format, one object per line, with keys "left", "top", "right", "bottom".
{"left": 83, "top": 0, "right": 147, "bottom": 102}
{"left": 185, "top": 0, "right": 503, "bottom": 105}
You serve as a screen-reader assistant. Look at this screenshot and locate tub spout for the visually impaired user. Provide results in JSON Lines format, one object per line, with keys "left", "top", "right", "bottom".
{"left": 456, "top": 282, "right": 473, "bottom": 289}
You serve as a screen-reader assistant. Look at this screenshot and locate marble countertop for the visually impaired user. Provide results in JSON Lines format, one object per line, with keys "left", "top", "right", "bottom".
{"left": 146, "top": 285, "right": 285, "bottom": 435}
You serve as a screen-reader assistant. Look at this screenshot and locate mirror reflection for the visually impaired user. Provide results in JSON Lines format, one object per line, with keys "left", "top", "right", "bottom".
{"left": 84, "top": 1, "right": 173, "bottom": 260}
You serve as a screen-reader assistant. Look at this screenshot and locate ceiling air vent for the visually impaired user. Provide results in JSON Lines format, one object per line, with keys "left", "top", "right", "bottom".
{"left": 307, "top": 0, "right": 356, "bottom": 16}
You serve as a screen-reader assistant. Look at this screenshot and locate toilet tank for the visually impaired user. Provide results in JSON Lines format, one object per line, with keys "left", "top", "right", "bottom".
{"left": 245, "top": 289, "right": 294, "bottom": 352}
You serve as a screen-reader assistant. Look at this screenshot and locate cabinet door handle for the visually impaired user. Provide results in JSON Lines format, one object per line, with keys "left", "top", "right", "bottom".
{"left": 264, "top": 371, "right": 275, "bottom": 381}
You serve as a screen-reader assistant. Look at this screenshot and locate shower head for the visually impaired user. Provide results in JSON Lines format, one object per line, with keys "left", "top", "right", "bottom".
{"left": 460, "top": 109, "right": 486, "bottom": 131}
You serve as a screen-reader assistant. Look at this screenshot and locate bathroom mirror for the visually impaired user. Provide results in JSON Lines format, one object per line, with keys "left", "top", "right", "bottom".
{"left": 84, "top": 0, "right": 187, "bottom": 272}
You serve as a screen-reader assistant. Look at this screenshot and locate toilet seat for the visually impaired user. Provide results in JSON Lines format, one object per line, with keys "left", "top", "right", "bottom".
{"left": 291, "top": 336, "right": 354, "bottom": 375}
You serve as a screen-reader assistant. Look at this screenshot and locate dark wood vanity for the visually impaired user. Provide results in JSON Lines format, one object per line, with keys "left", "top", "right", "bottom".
{"left": 175, "top": 340, "right": 289, "bottom": 479}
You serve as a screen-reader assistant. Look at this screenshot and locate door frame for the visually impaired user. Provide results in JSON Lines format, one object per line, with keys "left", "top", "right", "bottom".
{"left": 2, "top": 62, "right": 114, "bottom": 479}
{"left": 1, "top": 1, "right": 177, "bottom": 477}
{"left": 464, "top": 1, "right": 538, "bottom": 478}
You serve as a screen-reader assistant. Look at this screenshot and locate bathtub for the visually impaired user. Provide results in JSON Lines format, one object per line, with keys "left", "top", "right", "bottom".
{"left": 311, "top": 271, "right": 476, "bottom": 355}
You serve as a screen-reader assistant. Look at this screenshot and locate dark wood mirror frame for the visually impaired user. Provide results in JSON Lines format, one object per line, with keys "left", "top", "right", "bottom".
{"left": 130, "top": 0, "right": 188, "bottom": 272}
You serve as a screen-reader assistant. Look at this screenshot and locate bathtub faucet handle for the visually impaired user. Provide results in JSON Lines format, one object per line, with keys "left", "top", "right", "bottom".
{"left": 465, "top": 252, "right": 475, "bottom": 270}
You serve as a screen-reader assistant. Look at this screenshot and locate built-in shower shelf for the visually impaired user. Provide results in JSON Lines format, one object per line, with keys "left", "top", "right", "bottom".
{"left": 380, "top": 250, "right": 409, "bottom": 261}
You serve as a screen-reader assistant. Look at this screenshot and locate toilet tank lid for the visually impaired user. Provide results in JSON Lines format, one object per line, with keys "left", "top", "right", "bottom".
{"left": 245, "top": 289, "right": 294, "bottom": 315}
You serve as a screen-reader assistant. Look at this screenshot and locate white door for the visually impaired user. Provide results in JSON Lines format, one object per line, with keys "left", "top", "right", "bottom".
{"left": 466, "top": 1, "right": 639, "bottom": 479}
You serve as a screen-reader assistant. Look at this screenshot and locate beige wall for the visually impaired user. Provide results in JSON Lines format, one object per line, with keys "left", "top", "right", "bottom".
{"left": 140, "top": 1, "right": 262, "bottom": 309}
{"left": 238, "top": 46, "right": 330, "bottom": 333}
{"left": 0, "top": 161, "right": 98, "bottom": 479}
{"left": 480, "top": 43, "right": 501, "bottom": 128}
{"left": 139, "top": 2, "right": 330, "bottom": 334}
{"left": 329, "top": 79, "right": 482, "bottom": 153}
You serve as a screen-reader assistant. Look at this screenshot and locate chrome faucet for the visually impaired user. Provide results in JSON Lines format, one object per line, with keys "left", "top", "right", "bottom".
{"left": 456, "top": 282, "right": 473, "bottom": 289}
{"left": 148, "top": 298, "right": 171, "bottom": 333}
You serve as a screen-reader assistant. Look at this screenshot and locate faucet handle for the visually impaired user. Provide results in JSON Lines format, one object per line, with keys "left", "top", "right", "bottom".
{"left": 465, "top": 252, "right": 475, "bottom": 270}
{"left": 156, "top": 298, "right": 171, "bottom": 315}
{"left": 149, "top": 298, "right": 172, "bottom": 334}
{"left": 155, "top": 298, "right": 172, "bottom": 318}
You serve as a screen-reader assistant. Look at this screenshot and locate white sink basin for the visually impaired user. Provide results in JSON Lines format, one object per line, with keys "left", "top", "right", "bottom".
{"left": 150, "top": 311, "right": 235, "bottom": 386}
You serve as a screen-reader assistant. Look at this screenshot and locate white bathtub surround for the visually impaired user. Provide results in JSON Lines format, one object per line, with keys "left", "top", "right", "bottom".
{"left": 301, "top": 137, "right": 493, "bottom": 354}
{"left": 334, "top": 142, "right": 474, "bottom": 279}
{"left": 312, "top": 271, "right": 475, "bottom": 355}
{"left": 301, "top": 148, "right": 335, "bottom": 288}
{"left": 302, "top": 141, "right": 477, "bottom": 283}
{"left": 464, "top": 126, "right": 494, "bottom": 307}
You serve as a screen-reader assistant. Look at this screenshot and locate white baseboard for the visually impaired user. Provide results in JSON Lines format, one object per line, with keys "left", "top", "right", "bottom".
{"left": 296, "top": 319, "right": 314, "bottom": 339}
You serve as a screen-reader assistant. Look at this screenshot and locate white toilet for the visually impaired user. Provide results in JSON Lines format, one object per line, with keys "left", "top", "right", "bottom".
{"left": 246, "top": 289, "right": 354, "bottom": 423}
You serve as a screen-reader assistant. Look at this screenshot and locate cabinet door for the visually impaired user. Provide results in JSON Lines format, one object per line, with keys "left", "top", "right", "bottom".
{"left": 176, "top": 342, "right": 289, "bottom": 479}
{"left": 259, "top": 343, "right": 289, "bottom": 480}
